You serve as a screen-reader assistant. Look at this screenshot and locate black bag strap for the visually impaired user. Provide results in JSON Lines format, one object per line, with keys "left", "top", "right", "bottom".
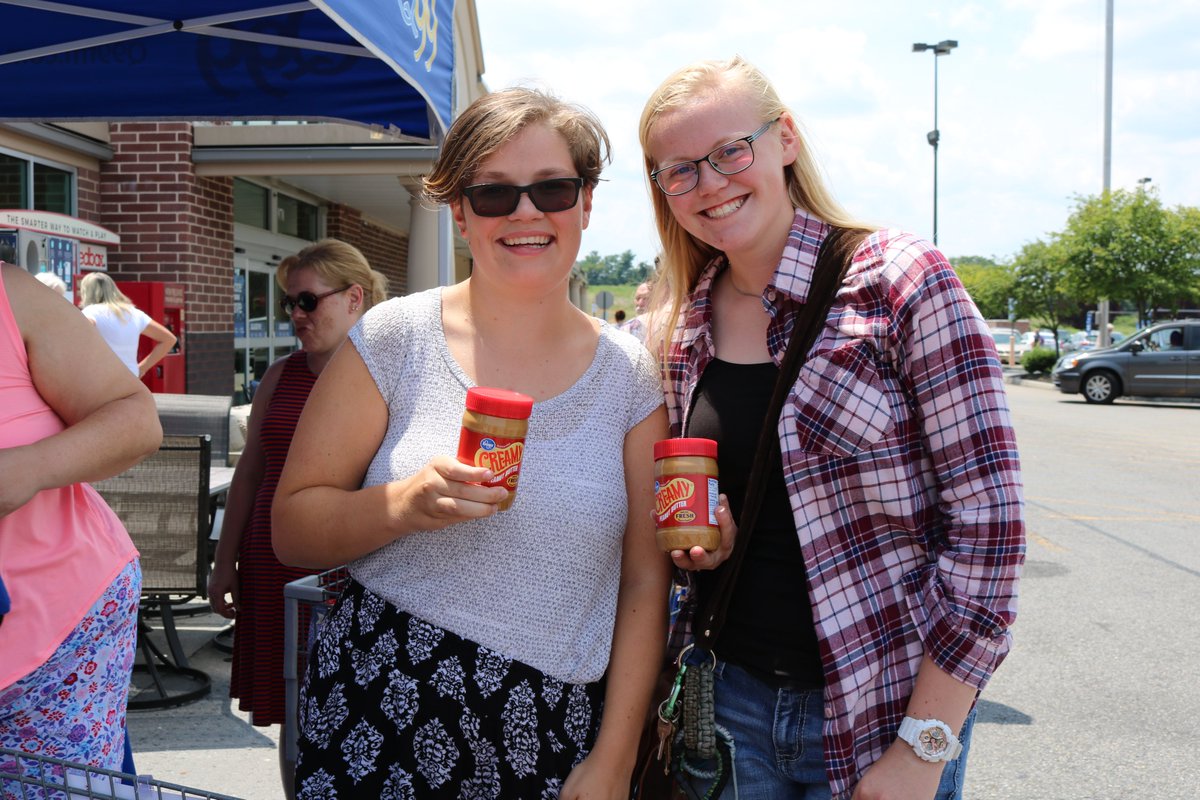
{"left": 694, "top": 225, "right": 863, "bottom": 649}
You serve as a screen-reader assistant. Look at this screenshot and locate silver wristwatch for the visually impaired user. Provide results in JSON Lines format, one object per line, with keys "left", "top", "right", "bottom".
{"left": 897, "top": 716, "right": 963, "bottom": 763}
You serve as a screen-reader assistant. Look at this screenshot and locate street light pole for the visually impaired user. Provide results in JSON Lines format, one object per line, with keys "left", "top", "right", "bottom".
{"left": 1097, "top": 0, "right": 1113, "bottom": 347}
{"left": 913, "top": 39, "right": 958, "bottom": 247}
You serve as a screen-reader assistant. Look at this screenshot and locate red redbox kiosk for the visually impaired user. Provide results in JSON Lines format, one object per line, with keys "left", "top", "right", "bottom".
{"left": 117, "top": 281, "right": 186, "bottom": 393}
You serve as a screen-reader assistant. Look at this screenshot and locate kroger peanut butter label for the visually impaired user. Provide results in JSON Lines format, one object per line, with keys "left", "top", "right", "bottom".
{"left": 457, "top": 431, "right": 525, "bottom": 490}
{"left": 654, "top": 473, "right": 718, "bottom": 528}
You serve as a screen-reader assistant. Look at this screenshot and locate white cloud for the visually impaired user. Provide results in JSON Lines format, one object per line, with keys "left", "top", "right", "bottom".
{"left": 474, "top": 1, "right": 1200, "bottom": 265}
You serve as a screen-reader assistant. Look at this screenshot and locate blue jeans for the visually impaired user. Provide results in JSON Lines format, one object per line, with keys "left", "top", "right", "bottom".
{"left": 681, "top": 659, "right": 975, "bottom": 799}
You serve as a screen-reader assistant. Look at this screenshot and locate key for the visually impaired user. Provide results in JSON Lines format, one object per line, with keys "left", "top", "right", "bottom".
{"left": 656, "top": 716, "right": 675, "bottom": 773}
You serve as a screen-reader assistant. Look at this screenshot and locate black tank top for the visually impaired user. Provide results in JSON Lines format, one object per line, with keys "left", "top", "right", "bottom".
{"left": 688, "top": 358, "right": 824, "bottom": 688}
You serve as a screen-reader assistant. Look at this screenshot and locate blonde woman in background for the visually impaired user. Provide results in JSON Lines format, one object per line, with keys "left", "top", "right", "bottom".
{"left": 34, "top": 271, "right": 68, "bottom": 297}
{"left": 78, "top": 272, "right": 176, "bottom": 378}
{"left": 206, "top": 239, "right": 387, "bottom": 797}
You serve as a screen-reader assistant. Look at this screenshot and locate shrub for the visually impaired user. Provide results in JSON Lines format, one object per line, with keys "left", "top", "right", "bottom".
{"left": 1022, "top": 347, "right": 1058, "bottom": 374}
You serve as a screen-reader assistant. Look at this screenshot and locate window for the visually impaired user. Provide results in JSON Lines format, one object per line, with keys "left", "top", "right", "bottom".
{"left": 0, "top": 150, "right": 75, "bottom": 213}
{"left": 232, "top": 260, "right": 296, "bottom": 405}
{"left": 233, "top": 179, "right": 270, "bottom": 230}
{"left": 233, "top": 178, "right": 322, "bottom": 240}
{"left": 277, "top": 194, "right": 319, "bottom": 240}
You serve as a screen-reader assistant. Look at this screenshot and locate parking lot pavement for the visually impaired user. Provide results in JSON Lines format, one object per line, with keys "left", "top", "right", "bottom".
{"left": 1003, "top": 369, "right": 1057, "bottom": 390}
{"left": 126, "top": 604, "right": 284, "bottom": 800}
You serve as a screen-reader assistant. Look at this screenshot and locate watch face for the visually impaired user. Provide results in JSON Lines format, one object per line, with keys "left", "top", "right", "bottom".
{"left": 918, "top": 726, "right": 950, "bottom": 757}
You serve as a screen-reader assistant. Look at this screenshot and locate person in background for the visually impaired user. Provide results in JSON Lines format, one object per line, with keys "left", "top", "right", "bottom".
{"left": 273, "top": 87, "right": 669, "bottom": 799}
{"left": 207, "top": 239, "right": 386, "bottom": 797}
{"left": 639, "top": 56, "right": 1025, "bottom": 799}
{"left": 0, "top": 263, "right": 160, "bottom": 774}
{"left": 78, "top": 272, "right": 177, "bottom": 379}
{"left": 614, "top": 308, "right": 627, "bottom": 325}
{"left": 34, "top": 271, "right": 68, "bottom": 297}
{"left": 620, "top": 280, "right": 654, "bottom": 342}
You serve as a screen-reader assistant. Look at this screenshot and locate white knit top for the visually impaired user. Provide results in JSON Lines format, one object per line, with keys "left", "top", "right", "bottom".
{"left": 347, "top": 288, "right": 663, "bottom": 683}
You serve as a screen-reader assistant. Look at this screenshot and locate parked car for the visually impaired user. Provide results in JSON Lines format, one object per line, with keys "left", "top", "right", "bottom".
{"left": 1051, "top": 320, "right": 1200, "bottom": 403}
{"left": 1022, "top": 330, "right": 1067, "bottom": 352}
{"left": 1063, "top": 329, "right": 1125, "bottom": 353}
{"left": 990, "top": 328, "right": 1029, "bottom": 360}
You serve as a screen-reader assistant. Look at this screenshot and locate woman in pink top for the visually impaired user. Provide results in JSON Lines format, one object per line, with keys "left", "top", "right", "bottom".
{"left": 0, "top": 263, "right": 161, "bottom": 771}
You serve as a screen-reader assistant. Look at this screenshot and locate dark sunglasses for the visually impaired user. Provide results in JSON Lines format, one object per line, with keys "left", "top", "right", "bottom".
{"left": 279, "top": 285, "right": 352, "bottom": 315}
{"left": 461, "top": 177, "right": 584, "bottom": 217}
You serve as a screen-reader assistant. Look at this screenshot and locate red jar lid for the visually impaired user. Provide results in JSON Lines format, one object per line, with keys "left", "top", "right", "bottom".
{"left": 654, "top": 437, "right": 718, "bottom": 460}
{"left": 465, "top": 387, "right": 534, "bottom": 419}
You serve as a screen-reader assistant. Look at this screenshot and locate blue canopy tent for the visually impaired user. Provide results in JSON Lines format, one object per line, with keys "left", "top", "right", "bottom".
{"left": 0, "top": 0, "right": 456, "bottom": 138}
{"left": 0, "top": 0, "right": 460, "bottom": 281}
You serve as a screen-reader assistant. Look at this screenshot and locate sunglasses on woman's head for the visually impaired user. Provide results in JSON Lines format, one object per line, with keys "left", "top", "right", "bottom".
{"left": 279, "top": 285, "right": 352, "bottom": 315}
{"left": 461, "top": 177, "right": 584, "bottom": 217}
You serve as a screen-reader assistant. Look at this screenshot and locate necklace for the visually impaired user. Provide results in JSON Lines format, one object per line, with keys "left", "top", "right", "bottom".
{"left": 725, "top": 269, "right": 762, "bottom": 298}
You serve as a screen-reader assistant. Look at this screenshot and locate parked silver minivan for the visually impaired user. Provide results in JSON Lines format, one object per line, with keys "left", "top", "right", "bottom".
{"left": 1051, "top": 320, "right": 1200, "bottom": 403}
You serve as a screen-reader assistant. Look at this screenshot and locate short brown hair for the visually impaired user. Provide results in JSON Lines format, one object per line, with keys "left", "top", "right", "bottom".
{"left": 423, "top": 87, "right": 611, "bottom": 206}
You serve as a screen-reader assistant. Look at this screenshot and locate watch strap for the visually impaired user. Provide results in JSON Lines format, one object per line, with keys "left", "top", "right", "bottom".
{"left": 898, "top": 716, "right": 962, "bottom": 762}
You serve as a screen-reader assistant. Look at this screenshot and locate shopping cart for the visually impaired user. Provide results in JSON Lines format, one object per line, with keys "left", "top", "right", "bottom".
{"left": 281, "top": 567, "right": 350, "bottom": 764}
{"left": 0, "top": 747, "right": 240, "bottom": 799}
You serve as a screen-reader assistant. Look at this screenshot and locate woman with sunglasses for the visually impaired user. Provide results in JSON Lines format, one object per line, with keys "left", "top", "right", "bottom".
{"left": 273, "top": 88, "right": 669, "bottom": 799}
{"left": 639, "top": 57, "right": 1024, "bottom": 800}
{"left": 207, "top": 238, "right": 387, "bottom": 797}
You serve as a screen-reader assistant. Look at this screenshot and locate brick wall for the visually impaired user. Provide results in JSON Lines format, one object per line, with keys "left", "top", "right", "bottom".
{"left": 76, "top": 166, "right": 102, "bottom": 221}
{"left": 325, "top": 204, "right": 408, "bottom": 298}
{"left": 98, "top": 123, "right": 235, "bottom": 395}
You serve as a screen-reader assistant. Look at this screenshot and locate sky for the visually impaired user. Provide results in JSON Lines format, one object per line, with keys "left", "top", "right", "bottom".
{"left": 473, "top": 0, "right": 1199, "bottom": 266}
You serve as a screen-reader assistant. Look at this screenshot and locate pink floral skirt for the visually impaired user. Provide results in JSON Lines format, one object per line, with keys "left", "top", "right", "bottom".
{"left": 0, "top": 559, "right": 140, "bottom": 772}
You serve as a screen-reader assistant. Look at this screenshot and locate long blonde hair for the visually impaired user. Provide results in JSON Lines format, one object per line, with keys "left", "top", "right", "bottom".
{"left": 638, "top": 56, "right": 873, "bottom": 351}
{"left": 78, "top": 271, "right": 135, "bottom": 321}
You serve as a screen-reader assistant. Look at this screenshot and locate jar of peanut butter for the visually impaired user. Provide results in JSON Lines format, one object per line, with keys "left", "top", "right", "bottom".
{"left": 653, "top": 438, "right": 720, "bottom": 552}
{"left": 457, "top": 387, "right": 534, "bottom": 511}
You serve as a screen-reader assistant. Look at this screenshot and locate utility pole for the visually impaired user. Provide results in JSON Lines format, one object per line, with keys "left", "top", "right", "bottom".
{"left": 1097, "top": 0, "right": 1114, "bottom": 347}
{"left": 912, "top": 39, "right": 958, "bottom": 247}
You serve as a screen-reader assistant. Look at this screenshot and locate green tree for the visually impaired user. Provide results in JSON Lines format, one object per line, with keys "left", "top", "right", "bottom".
{"left": 950, "top": 255, "right": 1014, "bottom": 320}
{"left": 576, "top": 250, "right": 654, "bottom": 285}
{"left": 1060, "top": 189, "right": 1200, "bottom": 323}
{"left": 1173, "top": 206, "right": 1200, "bottom": 310}
{"left": 1010, "top": 238, "right": 1074, "bottom": 352}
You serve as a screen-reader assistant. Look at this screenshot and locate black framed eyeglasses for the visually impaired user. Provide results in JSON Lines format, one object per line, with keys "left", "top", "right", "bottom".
{"left": 279, "top": 285, "right": 351, "bottom": 315}
{"left": 461, "top": 177, "right": 585, "bottom": 217}
{"left": 650, "top": 118, "right": 780, "bottom": 196}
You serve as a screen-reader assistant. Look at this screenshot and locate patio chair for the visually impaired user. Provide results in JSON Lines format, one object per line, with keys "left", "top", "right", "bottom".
{"left": 153, "top": 393, "right": 232, "bottom": 467}
{"left": 91, "top": 434, "right": 212, "bottom": 709}
{"left": 152, "top": 393, "right": 233, "bottom": 613}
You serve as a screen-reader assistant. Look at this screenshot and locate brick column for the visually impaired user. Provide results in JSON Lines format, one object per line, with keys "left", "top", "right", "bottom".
{"left": 324, "top": 204, "right": 408, "bottom": 298}
{"left": 98, "top": 123, "right": 235, "bottom": 395}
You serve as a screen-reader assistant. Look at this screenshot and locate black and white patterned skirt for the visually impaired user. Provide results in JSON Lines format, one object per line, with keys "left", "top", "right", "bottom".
{"left": 294, "top": 578, "right": 605, "bottom": 799}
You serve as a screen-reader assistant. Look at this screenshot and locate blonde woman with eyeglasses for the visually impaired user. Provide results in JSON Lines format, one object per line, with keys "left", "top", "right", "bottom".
{"left": 639, "top": 57, "right": 1025, "bottom": 800}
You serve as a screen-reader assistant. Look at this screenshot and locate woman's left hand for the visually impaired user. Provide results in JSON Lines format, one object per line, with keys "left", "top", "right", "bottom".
{"left": 670, "top": 492, "right": 736, "bottom": 571}
{"left": 850, "top": 739, "right": 945, "bottom": 800}
{"left": 0, "top": 447, "right": 40, "bottom": 519}
{"left": 559, "top": 751, "right": 631, "bottom": 800}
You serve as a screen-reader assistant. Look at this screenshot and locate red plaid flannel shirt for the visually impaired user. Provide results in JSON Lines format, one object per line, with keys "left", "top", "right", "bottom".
{"left": 663, "top": 210, "right": 1025, "bottom": 798}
